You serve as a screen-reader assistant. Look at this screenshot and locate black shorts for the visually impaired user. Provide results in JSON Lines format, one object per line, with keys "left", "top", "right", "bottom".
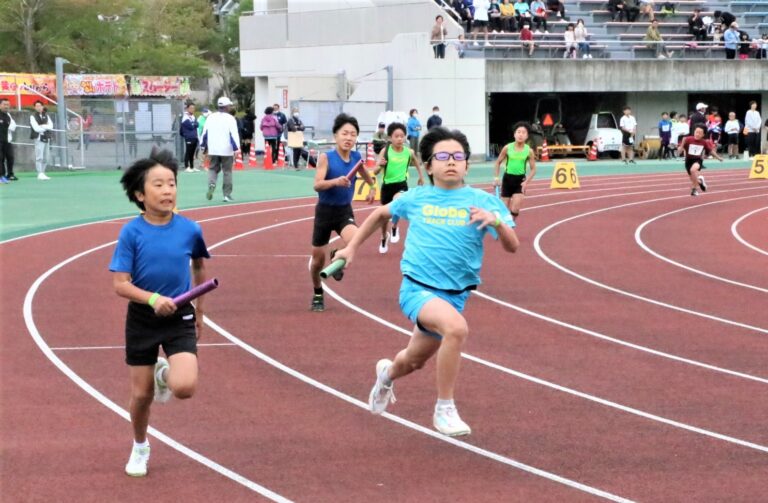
{"left": 501, "top": 173, "right": 526, "bottom": 197}
{"left": 621, "top": 132, "right": 633, "bottom": 146}
{"left": 727, "top": 133, "right": 739, "bottom": 145}
{"left": 380, "top": 181, "right": 409, "bottom": 205}
{"left": 125, "top": 302, "right": 197, "bottom": 366}
{"left": 684, "top": 157, "right": 705, "bottom": 174}
{"left": 312, "top": 203, "right": 356, "bottom": 247}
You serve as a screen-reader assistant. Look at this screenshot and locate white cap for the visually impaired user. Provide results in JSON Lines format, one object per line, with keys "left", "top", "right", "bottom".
{"left": 217, "top": 96, "right": 233, "bottom": 107}
{"left": 696, "top": 102, "right": 707, "bottom": 110}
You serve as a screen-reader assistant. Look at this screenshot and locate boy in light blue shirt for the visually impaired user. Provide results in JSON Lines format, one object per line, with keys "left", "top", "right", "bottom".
{"left": 334, "top": 127, "right": 519, "bottom": 437}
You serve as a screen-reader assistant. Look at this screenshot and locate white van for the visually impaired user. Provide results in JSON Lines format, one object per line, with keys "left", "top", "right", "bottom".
{"left": 585, "top": 112, "right": 623, "bottom": 157}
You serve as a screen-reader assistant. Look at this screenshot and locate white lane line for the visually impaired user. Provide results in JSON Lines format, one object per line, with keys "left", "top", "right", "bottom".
{"left": 23, "top": 242, "right": 292, "bottom": 503}
{"left": 51, "top": 343, "right": 238, "bottom": 351}
{"left": 534, "top": 186, "right": 768, "bottom": 335}
{"left": 321, "top": 280, "right": 768, "bottom": 456}
{"left": 471, "top": 290, "right": 768, "bottom": 384}
{"left": 202, "top": 314, "right": 632, "bottom": 502}
{"left": 635, "top": 195, "right": 768, "bottom": 293}
{"left": 731, "top": 206, "right": 768, "bottom": 257}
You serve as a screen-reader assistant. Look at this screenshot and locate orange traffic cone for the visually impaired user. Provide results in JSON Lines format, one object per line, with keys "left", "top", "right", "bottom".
{"left": 540, "top": 140, "right": 550, "bottom": 162}
{"left": 365, "top": 143, "right": 376, "bottom": 168}
{"left": 202, "top": 155, "right": 210, "bottom": 171}
{"left": 234, "top": 151, "right": 244, "bottom": 170}
{"left": 248, "top": 142, "right": 257, "bottom": 168}
{"left": 587, "top": 141, "right": 598, "bottom": 161}
{"left": 263, "top": 142, "right": 274, "bottom": 170}
{"left": 277, "top": 143, "right": 286, "bottom": 168}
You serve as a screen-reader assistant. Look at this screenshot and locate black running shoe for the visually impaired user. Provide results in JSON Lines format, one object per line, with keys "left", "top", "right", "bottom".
{"left": 311, "top": 294, "right": 325, "bottom": 312}
{"left": 698, "top": 175, "right": 707, "bottom": 192}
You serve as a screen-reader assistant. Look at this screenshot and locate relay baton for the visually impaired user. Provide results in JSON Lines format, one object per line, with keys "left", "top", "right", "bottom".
{"left": 345, "top": 160, "right": 364, "bottom": 181}
{"left": 320, "top": 259, "right": 346, "bottom": 279}
{"left": 172, "top": 278, "right": 219, "bottom": 307}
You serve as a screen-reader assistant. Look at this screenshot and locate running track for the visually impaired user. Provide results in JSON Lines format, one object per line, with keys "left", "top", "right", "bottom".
{"left": 2, "top": 169, "right": 767, "bottom": 502}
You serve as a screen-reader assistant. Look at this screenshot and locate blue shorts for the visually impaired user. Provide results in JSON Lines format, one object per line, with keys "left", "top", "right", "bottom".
{"left": 399, "top": 276, "right": 471, "bottom": 340}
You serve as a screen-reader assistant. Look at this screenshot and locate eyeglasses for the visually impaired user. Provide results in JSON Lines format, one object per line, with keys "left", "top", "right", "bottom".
{"left": 430, "top": 151, "right": 467, "bottom": 162}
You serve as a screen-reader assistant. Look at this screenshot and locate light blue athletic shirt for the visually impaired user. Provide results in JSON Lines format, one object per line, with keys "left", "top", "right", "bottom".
{"left": 109, "top": 214, "right": 210, "bottom": 297}
{"left": 318, "top": 149, "right": 361, "bottom": 206}
{"left": 389, "top": 185, "right": 514, "bottom": 291}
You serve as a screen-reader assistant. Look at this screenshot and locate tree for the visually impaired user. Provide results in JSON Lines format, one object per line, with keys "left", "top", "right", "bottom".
{"left": 209, "top": 0, "right": 254, "bottom": 111}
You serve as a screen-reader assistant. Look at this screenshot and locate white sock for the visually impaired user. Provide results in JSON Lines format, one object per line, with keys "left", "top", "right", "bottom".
{"left": 436, "top": 399, "right": 455, "bottom": 409}
{"left": 133, "top": 439, "right": 149, "bottom": 449}
{"left": 378, "top": 366, "right": 393, "bottom": 387}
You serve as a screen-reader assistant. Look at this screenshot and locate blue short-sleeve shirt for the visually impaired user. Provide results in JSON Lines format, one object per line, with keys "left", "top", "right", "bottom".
{"left": 389, "top": 185, "right": 514, "bottom": 291}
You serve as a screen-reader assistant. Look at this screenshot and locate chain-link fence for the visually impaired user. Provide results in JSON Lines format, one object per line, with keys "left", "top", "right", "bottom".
{"left": 9, "top": 97, "right": 186, "bottom": 171}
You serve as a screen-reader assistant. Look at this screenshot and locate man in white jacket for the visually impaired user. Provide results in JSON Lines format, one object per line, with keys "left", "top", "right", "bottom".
{"left": 200, "top": 96, "right": 240, "bottom": 202}
{"left": 0, "top": 98, "right": 17, "bottom": 182}
{"left": 30, "top": 100, "right": 54, "bottom": 180}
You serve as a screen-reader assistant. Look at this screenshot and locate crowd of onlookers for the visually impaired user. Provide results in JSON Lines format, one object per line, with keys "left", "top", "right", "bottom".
{"left": 432, "top": 0, "right": 768, "bottom": 59}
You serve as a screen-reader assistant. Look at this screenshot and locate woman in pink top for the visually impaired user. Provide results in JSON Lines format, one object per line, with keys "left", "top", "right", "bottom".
{"left": 260, "top": 106, "right": 282, "bottom": 164}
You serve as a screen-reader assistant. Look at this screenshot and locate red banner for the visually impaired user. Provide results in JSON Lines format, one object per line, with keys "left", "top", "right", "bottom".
{"left": 0, "top": 73, "right": 57, "bottom": 106}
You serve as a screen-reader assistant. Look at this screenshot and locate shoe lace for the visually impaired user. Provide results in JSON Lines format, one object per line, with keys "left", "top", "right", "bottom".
{"left": 377, "top": 383, "right": 396, "bottom": 405}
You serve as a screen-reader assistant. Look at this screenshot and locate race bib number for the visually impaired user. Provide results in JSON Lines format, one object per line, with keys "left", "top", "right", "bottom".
{"left": 687, "top": 144, "right": 704, "bottom": 157}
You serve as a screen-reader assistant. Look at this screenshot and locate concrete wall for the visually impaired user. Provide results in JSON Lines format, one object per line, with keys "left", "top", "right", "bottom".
{"left": 486, "top": 61, "right": 768, "bottom": 93}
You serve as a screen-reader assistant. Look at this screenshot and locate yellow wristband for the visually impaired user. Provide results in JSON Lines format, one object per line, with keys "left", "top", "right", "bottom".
{"left": 148, "top": 292, "right": 160, "bottom": 307}
{"left": 493, "top": 217, "right": 501, "bottom": 228}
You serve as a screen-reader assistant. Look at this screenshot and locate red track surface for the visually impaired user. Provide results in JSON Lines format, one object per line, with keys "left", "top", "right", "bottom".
{"left": 2, "top": 170, "right": 767, "bottom": 502}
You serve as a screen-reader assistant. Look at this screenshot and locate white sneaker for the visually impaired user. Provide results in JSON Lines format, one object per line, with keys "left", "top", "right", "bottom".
{"left": 191, "top": 167, "right": 201, "bottom": 172}
{"left": 37, "top": 173, "right": 50, "bottom": 180}
{"left": 125, "top": 444, "right": 150, "bottom": 477}
{"left": 698, "top": 175, "right": 707, "bottom": 192}
{"left": 184, "top": 167, "right": 194, "bottom": 173}
{"left": 154, "top": 358, "right": 171, "bottom": 403}
{"left": 390, "top": 227, "right": 400, "bottom": 244}
{"left": 379, "top": 232, "right": 390, "bottom": 254}
{"left": 223, "top": 196, "right": 234, "bottom": 203}
{"left": 368, "top": 359, "right": 396, "bottom": 415}
{"left": 433, "top": 404, "right": 472, "bottom": 437}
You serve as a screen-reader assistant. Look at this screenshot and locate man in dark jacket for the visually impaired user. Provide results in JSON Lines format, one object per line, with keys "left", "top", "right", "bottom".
{"left": 426, "top": 106, "right": 443, "bottom": 130}
{"left": 180, "top": 102, "right": 199, "bottom": 172}
{"left": 690, "top": 103, "right": 708, "bottom": 132}
{"left": 285, "top": 108, "right": 316, "bottom": 169}
{"left": 240, "top": 110, "right": 256, "bottom": 153}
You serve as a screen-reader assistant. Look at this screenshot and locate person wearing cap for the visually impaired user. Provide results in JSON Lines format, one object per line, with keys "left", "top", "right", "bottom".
{"left": 372, "top": 122, "right": 389, "bottom": 155}
{"left": 200, "top": 97, "right": 240, "bottom": 203}
{"left": 690, "top": 103, "right": 708, "bottom": 133}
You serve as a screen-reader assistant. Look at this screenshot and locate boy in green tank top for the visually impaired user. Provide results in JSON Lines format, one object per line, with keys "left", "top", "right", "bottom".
{"left": 492, "top": 121, "right": 537, "bottom": 220}
{"left": 373, "top": 122, "right": 424, "bottom": 253}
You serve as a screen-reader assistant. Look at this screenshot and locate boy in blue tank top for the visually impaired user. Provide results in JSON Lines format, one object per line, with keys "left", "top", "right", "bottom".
{"left": 310, "top": 113, "right": 375, "bottom": 312}
{"left": 334, "top": 127, "right": 519, "bottom": 436}
{"left": 109, "top": 149, "right": 210, "bottom": 477}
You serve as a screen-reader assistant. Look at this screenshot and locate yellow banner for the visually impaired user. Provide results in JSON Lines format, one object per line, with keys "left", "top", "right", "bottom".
{"left": 0, "top": 73, "right": 56, "bottom": 97}
{"left": 64, "top": 74, "right": 127, "bottom": 96}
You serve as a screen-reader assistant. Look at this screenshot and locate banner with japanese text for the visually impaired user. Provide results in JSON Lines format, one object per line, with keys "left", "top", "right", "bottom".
{"left": 129, "top": 76, "right": 190, "bottom": 97}
{"left": 0, "top": 73, "right": 57, "bottom": 105}
{"left": 64, "top": 74, "right": 127, "bottom": 96}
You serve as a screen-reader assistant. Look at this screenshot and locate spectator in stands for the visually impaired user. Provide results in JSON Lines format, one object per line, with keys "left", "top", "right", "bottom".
{"left": 688, "top": 9, "right": 706, "bottom": 42}
{"left": 724, "top": 111, "right": 741, "bottom": 159}
{"left": 529, "top": 0, "right": 549, "bottom": 33}
{"left": 489, "top": 1, "right": 504, "bottom": 32}
{"left": 546, "top": 0, "right": 565, "bottom": 19}
{"left": 638, "top": 0, "right": 655, "bottom": 22}
{"left": 407, "top": 109, "right": 422, "bottom": 155}
{"left": 500, "top": 0, "right": 518, "bottom": 32}
{"left": 744, "top": 101, "right": 762, "bottom": 158}
{"left": 260, "top": 106, "right": 281, "bottom": 165}
{"left": 520, "top": 22, "right": 535, "bottom": 56}
{"left": 427, "top": 106, "right": 443, "bottom": 130}
{"left": 623, "top": 0, "right": 640, "bottom": 22}
{"left": 724, "top": 22, "right": 739, "bottom": 59}
{"left": 607, "top": 0, "right": 629, "bottom": 22}
{"left": 690, "top": 103, "right": 708, "bottom": 132}
{"left": 757, "top": 34, "right": 768, "bottom": 60}
{"left": 575, "top": 18, "right": 591, "bottom": 58}
{"left": 453, "top": 0, "right": 474, "bottom": 32}
{"left": 619, "top": 106, "right": 637, "bottom": 164}
{"left": 714, "top": 10, "right": 736, "bottom": 32}
{"left": 514, "top": 0, "right": 532, "bottom": 27}
{"left": 644, "top": 19, "right": 673, "bottom": 58}
{"left": 563, "top": 23, "right": 577, "bottom": 58}
{"left": 738, "top": 30, "right": 751, "bottom": 60}
{"left": 453, "top": 33, "right": 468, "bottom": 58}
{"left": 431, "top": 15, "right": 448, "bottom": 58}
{"left": 372, "top": 122, "right": 388, "bottom": 154}
{"left": 471, "top": 0, "right": 491, "bottom": 46}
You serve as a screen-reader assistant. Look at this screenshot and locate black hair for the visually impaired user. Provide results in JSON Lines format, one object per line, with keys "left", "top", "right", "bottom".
{"left": 670, "top": 110, "right": 677, "bottom": 118}
{"left": 387, "top": 122, "right": 406, "bottom": 136}
{"left": 264, "top": 106, "right": 274, "bottom": 115}
{"left": 332, "top": 113, "right": 359, "bottom": 134}
{"left": 419, "top": 127, "right": 471, "bottom": 184}
{"left": 0, "top": 98, "right": 9, "bottom": 104}
{"left": 119, "top": 148, "right": 179, "bottom": 211}
{"left": 567, "top": 23, "right": 575, "bottom": 29}
{"left": 512, "top": 121, "right": 531, "bottom": 135}
{"left": 623, "top": 105, "right": 631, "bottom": 111}
{"left": 409, "top": 108, "right": 417, "bottom": 116}
{"left": 693, "top": 125, "right": 707, "bottom": 134}
{"left": 34, "top": 100, "right": 44, "bottom": 106}
{"left": 661, "top": 111, "right": 669, "bottom": 116}
{"left": 749, "top": 100, "right": 757, "bottom": 107}
{"left": 435, "top": 14, "right": 443, "bottom": 21}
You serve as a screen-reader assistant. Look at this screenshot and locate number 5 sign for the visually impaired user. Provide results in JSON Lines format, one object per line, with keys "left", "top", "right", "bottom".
{"left": 550, "top": 162, "right": 581, "bottom": 190}
{"left": 748, "top": 155, "right": 768, "bottom": 180}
